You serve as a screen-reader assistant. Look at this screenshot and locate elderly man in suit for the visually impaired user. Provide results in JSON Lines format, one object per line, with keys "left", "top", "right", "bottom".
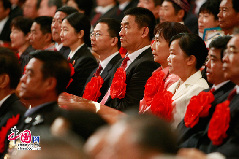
{"left": 83, "top": 18, "right": 122, "bottom": 102}
{"left": 100, "top": 7, "right": 160, "bottom": 111}
{"left": 18, "top": 50, "right": 71, "bottom": 131}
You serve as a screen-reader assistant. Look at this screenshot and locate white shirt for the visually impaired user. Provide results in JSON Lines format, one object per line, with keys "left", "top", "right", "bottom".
{"left": 167, "top": 70, "right": 209, "bottom": 128}
{"left": 100, "top": 52, "right": 119, "bottom": 70}
{"left": 125, "top": 45, "right": 150, "bottom": 70}
{"left": 212, "top": 81, "right": 230, "bottom": 91}
{"left": 68, "top": 43, "right": 84, "bottom": 59}
{"left": 95, "top": 4, "right": 115, "bottom": 14}
{"left": 0, "top": 94, "right": 11, "bottom": 108}
{"left": 0, "top": 16, "right": 9, "bottom": 34}
{"left": 119, "top": 1, "right": 130, "bottom": 10}
{"left": 55, "top": 43, "right": 63, "bottom": 51}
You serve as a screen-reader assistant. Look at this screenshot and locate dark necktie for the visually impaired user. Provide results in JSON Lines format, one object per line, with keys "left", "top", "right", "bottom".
{"left": 94, "top": 65, "right": 103, "bottom": 77}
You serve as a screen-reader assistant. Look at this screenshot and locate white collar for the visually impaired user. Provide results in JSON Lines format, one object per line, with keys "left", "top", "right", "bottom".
{"left": 212, "top": 81, "right": 230, "bottom": 91}
{"left": 95, "top": 4, "right": 115, "bottom": 14}
{"left": 68, "top": 43, "right": 84, "bottom": 59}
{"left": 119, "top": 1, "right": 130, "bottom": 10}
{"left": 127, "top": 45, "right": 150, "bottom": 63}
{"left": 100, "top": 52, "right": 119, "bottom": 70}
{"left": 235, "top": 85, "right": 239, "bottom": 94}
{"left": 55, "top": 43, "right": 63, "bottom": 51}
{"left": 0, "top": 94, "right": 11, "bottom": 108}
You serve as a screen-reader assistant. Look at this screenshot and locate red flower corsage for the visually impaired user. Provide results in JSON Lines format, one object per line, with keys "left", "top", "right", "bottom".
{"left": 150, "top": 90, "right": 174, "bottom": 122}
{"left": 0, "top": 114, "right": 20, "bottom": 153}
{"left": 66, "top": 63, "right": 75, "bottom": 88}
{"left": 184, "top": 92, "right": 215, "bottom": 128}
{"left": 83, "top": 76, "right": 104, "bottom": 102}
{"left": 208, "top": 100, "right": 230, "bottom": 146}
{"left": 144, "top": 70, "right": 165, "bottom": 106}
{"left": 110, "top": 67, "right": 127, "bottom": 99}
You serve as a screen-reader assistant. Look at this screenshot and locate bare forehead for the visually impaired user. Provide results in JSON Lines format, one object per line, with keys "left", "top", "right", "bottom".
{"left": 94, "top": 23, "right": 109, "bottom": 32}
{"left": 228, "top": 35, "right": 239, "bottom": 48}
{"left": 121, "top": 15, "right": 136, "bottom": 25}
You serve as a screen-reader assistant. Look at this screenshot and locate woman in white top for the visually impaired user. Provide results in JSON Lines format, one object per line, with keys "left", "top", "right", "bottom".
{"left": 167, "top": 33, "right": 209, "bottom": 128}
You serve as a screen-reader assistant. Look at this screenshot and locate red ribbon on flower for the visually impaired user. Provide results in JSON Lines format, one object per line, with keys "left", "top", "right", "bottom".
{"left": 208, "top": 100, "right": 230, "bottom": 146}
{"left": 144, "top": 70, "right": 166, "bottom": 106}
{"left": 83, "top": 76, "right": 104, "bottom": 102}
{"left": 66, "top": 63, "right": 75, "bottom": 88}
{"left": 150, "top": 90, "right": 174, "bottom": 121}
{"left": 184, "top": 92, "right": 215, "bottom": 128}
{"left": 0, "top": 114, "right": 20, "bottom": 153}
{"left": 110, "top": 67, "right": 127, "bottom": 99}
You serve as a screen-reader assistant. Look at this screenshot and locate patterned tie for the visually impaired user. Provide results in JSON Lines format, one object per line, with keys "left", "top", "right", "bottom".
{"left": 100, "top": 56, "right": 130, "bottom": 105}
{"left": 94, "top": 65, "right": 103, "bottom": 77}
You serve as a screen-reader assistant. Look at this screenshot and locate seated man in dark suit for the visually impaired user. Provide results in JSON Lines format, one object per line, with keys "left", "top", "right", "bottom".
{"left": 100, "top": 7, "right": 160, "bottom": 111}
{"left": 0, "top": 0, "right": 12, "bottom": 42}
{"left": 178, "top": 32, "right": 239, "bottom": 159}
{"left": 0, "top": 47, "right": 26, "bottom": 157}
{"left": 178, "top": 35, "right": 234, "bottom": 147}
{"left": 18, "top": 50, "right": 71, "bottom": 131}
{"left": 83, "top": 18, "right": 122, "bottom": 102}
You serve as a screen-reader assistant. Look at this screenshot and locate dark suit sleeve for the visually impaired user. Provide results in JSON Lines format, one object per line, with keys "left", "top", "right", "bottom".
{"left": 107, "top": 60, "right": 159, "bottom": 111}
{"left": 67, "top": 57, "right": 98, "bottom": 97}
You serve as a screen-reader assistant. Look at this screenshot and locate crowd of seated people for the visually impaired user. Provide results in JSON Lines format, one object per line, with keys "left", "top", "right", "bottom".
{"left": 0, "top": 0, "right": 239, "bottom": 158}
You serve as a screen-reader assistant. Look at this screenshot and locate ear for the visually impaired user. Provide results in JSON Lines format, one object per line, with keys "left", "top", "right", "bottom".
{"left": 77, "top": 30, "right": 84, "bottom": 39}
{"left": 0, "top": 74, "right": 10, "bottom": 89}
{"left": 44, "top": 77, "right": 57, "bottom": 92}
{"left": 110, "top": 37, "right": 118, "bottom": 47}
{"left": 152, "top": 5, "right": 160, "bottom": 17}
{"left": 186, "top": 55, "right": 196, "bottom": 66}
{"left": 177, "top": 9, "right": 185, "bottom": 21}
{"left": 25, "top": 32, "right": 31, "bottom": 41}
{"left": 44, "top": 33, "right": 53, "bottom": 43}
{"left": 141, "top": 27, "right": 149, "bottom": 39}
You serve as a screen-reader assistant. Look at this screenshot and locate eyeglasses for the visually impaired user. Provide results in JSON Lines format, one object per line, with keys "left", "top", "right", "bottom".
{"left": 90, "top": 32, "right": 110, "bottom": 38}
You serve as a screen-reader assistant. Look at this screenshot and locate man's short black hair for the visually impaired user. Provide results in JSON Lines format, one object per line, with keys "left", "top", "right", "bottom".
{"left": 124, "top": 7, "right": 156, "bottom": 40}
{"left": 154, "top": 22, "right": 190, "bottom": 43}
{"left": 97, "top": 18, "right": 121, "bottom": 49}
{"left": 11, "top": 16, "right": 33, "bottom": 36}
{"left": 30, "top": 50, "right": 71, "bottom": 95}
{"left": 67, "top": 0, "right": 93, "bottom": 17}
{"left": 56, "top": 6, "right": 78, "bottom": 16}
{"left": 169, "top": 33, "right": 208, "bottom": 70}
{"left": 209, "top": 35, "right": 232, "bottom": 61}
{"left": 0, "top": 47, "right": 21, "bottom": 89}
{"left": 199, "top": 0, "right": 220, "bottom": 20}
{"left": 64, "top": 12, "right": 91, "bottom": 47}
{"left": 34, "top": 16, "right": 52, "bottom": 34}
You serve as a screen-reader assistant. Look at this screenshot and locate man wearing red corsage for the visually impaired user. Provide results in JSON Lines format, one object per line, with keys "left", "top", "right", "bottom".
{"left": 83, "top": 18, "right": 122, "bottom": 102}
{"left": 178, "top": 32, "right": 239, "bottom": 159}
{"left": 100, "top": 7, "right": 160, "bottom": 111}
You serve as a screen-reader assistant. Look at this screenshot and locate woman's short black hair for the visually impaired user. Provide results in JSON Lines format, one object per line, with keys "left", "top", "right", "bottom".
{"left": 169, "top": 33, "right": 208, "bottom": 70}
{"left": 64, "top": 12, "right": 91, "bottom": 47}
